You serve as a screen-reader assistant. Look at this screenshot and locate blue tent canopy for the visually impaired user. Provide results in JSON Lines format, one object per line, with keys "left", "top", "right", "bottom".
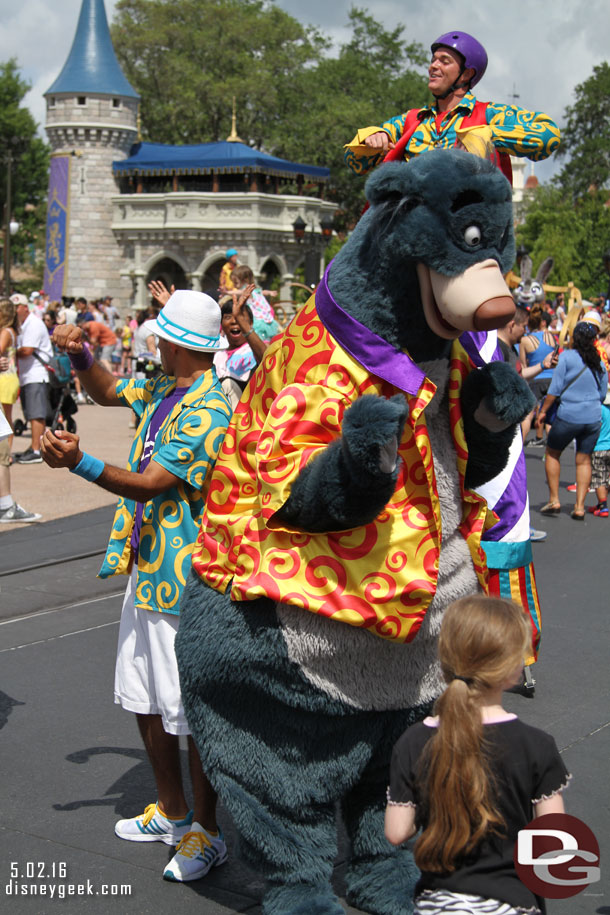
{"left": 113, "top": 140, "right": 330, "bottom": 181}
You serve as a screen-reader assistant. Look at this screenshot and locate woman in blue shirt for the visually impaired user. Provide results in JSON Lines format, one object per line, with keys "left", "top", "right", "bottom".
{"left": 538, "top": 322, "right": 608, "bottom": 519}
{"left": 520, "top": 304, "right": 556, "bottom": 445}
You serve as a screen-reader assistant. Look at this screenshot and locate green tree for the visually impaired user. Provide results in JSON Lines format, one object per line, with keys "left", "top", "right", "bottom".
{"left": 517, "top": 61, "right": 610, "bottom": 300}
{"left": 517, "top": 185, "right": 610, "bottom": 300}
{"left": 112, "top": 2, "right": 428, "bottom": 226}
{"left": 0, "top": 60, "right": 50, "bottom": 272}
{"left": 112, "top": 0, "right": 326, "bottom": 146}
{"left": 270, "top": 8, "right": 428, "bottom": 228}
{"left": 556, "top": 62, "right": 610, "bottom": 198}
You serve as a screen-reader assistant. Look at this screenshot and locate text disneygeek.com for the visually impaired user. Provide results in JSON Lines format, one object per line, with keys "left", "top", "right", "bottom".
{"left": 6, "top": 862, "right": 132, "bottom": 900}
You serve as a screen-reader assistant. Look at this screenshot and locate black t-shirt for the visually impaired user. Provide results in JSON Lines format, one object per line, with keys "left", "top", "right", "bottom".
{"left": 498, "top": 337, "right": 519, "bottom": 370}
{"left": 388, "top": 717, "right": 571, "bottom": 912}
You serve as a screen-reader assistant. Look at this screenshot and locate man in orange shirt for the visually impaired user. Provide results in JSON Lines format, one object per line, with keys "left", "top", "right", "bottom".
{"left": 80, "top": 320, "right": 118, "bottom": 373}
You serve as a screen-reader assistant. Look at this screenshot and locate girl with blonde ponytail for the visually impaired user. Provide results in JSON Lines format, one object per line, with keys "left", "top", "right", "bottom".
{"left": 385, "top": 595, "right": 571, "bottom": 914}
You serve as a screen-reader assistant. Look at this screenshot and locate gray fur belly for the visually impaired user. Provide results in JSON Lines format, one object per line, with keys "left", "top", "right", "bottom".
{"left": 278, "top": 358, "right": 480, "bottom": 712}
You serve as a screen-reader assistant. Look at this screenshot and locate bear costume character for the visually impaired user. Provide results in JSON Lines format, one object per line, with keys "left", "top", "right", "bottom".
{"left": 176, "top": 150, "right": 535, "bottom": 915}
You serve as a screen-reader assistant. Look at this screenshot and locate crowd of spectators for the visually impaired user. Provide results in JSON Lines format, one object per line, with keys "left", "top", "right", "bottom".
{"left": 510, "top": 293, "right": 610, "bottom": 524}
{"left": 0, "top": 252, "right": 282, "bottom": 510}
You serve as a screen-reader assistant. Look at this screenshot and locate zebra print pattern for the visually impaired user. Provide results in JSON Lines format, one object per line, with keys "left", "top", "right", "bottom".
{"left": 415, "top": 890, "right": 538, "bottom": 914}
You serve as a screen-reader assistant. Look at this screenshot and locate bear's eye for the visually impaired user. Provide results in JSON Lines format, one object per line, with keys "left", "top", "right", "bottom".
{"left": 463, "top": 225, "right": 482, "bottom": 246}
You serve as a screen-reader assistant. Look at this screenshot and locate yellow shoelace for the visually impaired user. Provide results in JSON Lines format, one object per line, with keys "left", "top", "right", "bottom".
{"left": 140, "top": 804, "right": 158, "bottom": 826}
{"left": 175, "top": 830, "right": 212, "bottom": 859}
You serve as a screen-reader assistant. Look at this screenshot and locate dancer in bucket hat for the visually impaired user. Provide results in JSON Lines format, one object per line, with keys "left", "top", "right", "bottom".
{"left": 40, "top": 290, "right": 235, "bottom": 883}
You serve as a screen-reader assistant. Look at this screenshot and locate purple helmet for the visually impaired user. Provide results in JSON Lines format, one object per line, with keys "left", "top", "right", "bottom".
{"left": 431, "top": 31, "right": 488, "bottom": 88}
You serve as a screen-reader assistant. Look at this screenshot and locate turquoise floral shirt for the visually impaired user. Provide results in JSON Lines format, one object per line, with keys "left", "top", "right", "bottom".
{"left": 98, "top": 369, "right": 232, "bottom": 615}
{"left": 344, "top": 92, "right": 560, "bottom": 176}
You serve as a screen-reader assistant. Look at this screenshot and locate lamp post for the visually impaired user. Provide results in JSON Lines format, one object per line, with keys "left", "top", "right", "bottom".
{"left": 3, "top": 151, "right": 19, "bottom": 295}
{"left": 292, "top": 213, "right": 334, "bottom": 288}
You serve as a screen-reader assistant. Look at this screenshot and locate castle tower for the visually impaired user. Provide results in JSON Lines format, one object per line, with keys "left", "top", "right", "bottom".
{"left": 43, "top": 0, "right": 139, "bottom": 307}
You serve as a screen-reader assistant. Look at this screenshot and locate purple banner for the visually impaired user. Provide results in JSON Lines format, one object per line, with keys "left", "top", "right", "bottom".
{"left": 44, "top": 156, "right": 70, "bottom": 300}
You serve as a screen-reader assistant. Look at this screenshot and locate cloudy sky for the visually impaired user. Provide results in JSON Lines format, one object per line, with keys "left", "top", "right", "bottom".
{"left": 2, "top": 0, "right": 608, "bottom": 183}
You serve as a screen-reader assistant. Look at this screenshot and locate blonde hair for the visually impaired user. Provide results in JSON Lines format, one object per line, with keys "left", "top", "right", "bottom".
{"left": 0, "top": 298, "right": 18, "bottom": 332}
{"left": 414, "top": 595, "right": 530, "bottom": 874}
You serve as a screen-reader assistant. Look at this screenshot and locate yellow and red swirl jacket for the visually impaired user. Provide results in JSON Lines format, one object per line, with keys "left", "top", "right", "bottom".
{"left": 192, "top": 275, "right": 496, "bottom": 643}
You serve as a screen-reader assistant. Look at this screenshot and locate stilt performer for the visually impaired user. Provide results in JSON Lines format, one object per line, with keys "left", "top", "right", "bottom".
{"left": 345, "top": 31, "right": 560, "bottom": 183}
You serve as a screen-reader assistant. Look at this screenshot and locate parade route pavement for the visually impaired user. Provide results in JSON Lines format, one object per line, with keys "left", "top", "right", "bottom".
{"left": 0, "top": 408, "right": 608, "bottom": 914}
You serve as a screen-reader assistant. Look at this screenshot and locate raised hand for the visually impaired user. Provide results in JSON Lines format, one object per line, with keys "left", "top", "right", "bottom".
{"left": 53, "top": 324, "right": 84, "bottom": 353}
{"left": 148, "top": 280, "right": 173, "bottom": 306}
{"left": 232, "top": 283, "right": 256, "bottom": 333}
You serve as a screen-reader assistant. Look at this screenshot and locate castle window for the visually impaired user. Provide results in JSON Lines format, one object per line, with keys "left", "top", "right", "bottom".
{"left": 112, "top": 98, "right": 121, "bottom": 109}
{"left": 48, "top": 97, "right": 56, "bottom": 108}
{"left": 77, "top": 96, "right": 87, "bottom": 106}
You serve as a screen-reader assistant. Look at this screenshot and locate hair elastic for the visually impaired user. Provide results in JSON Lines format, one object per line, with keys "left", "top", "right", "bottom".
{"left": 453, "top": 675, "right": 472, "bottom": 685}
{"left": 70, "top": 452, "right": 105, "bottom": 482}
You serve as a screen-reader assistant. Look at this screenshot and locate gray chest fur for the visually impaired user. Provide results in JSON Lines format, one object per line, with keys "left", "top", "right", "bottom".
{"left": 277, "top": 358, "right": 480, "bottom": 711}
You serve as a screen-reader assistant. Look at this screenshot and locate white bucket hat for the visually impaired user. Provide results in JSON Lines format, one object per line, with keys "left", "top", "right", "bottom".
{"left": 581, "top": 308, "right": 601, "bottom": 329}
{"left": 144, "top": 290, "right": 228, "bottom": 352}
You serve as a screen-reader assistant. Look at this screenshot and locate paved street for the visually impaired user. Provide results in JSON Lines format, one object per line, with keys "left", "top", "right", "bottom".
{"left": 0, "top": 424, "right": 608, "bottom": 914}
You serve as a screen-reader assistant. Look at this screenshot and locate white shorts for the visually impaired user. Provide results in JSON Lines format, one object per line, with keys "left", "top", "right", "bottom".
{"left": 114, "top": 569, "right": 190, "bottom": 736}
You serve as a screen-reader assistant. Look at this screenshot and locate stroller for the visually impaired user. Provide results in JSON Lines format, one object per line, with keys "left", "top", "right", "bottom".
{"left": 13, "top": 349, "right": 78, "bottom": 437}
{"left": 48, "top": 372, "right": 78, "bottom": 433}
{"left": 130, "top": 351, "right": 163, "bottom": 380}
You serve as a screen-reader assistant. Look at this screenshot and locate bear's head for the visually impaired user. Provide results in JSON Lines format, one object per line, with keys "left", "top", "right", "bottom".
{"left": 328, "top": 149, "right": 516, "bottom": 362}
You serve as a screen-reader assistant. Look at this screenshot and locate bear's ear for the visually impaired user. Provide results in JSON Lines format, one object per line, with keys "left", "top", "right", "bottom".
{"left": 364, "top": 162, "right": 420, "bottom": 208}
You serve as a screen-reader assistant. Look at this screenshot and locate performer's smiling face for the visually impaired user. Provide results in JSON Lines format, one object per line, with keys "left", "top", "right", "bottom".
{"left": 428, "top": 47, "right": 466, "bottom": 97}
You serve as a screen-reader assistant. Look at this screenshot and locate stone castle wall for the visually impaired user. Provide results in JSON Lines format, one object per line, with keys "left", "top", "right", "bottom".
{"left": 46, "top": 94, "right": 138, "bottom": 309}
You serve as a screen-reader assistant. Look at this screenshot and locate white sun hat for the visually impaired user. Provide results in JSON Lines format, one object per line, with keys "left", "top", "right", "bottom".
{"left": 144, "top": 290, "right": 228, "bottom": 352}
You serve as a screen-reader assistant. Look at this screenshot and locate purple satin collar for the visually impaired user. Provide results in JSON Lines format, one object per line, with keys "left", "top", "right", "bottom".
{"left": 315, "top": 265, "right": 426, "bottom": 395}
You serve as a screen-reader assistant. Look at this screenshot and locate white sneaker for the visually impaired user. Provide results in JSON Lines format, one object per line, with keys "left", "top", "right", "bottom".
{"left": 114, "top": 803, "right": 192, "bottom": 845}
{"left": 0, "top": 502, "right": 42, "bottom": 523}
{"left": 163, "top": 823, "right": 228, "bottom": 882}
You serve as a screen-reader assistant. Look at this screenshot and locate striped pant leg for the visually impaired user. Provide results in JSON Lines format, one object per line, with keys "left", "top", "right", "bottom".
{"left": 487, "top": 563, "right": 541, "bottom": 664}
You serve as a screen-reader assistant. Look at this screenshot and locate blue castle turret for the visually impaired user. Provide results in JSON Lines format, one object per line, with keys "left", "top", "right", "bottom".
{"left": 45, "top": 0, "right": 138, "bottom": 99}
{"left": 43, "top": 0, "right": 139, "bottom": 306}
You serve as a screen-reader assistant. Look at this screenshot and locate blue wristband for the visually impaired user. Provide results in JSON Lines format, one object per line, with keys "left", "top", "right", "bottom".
{"left": 70, "top": 452, "right": 105, "bottom": 482}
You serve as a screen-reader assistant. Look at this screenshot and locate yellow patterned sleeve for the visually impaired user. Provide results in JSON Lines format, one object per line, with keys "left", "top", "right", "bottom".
{"left": 115, "top": 376, "right": 158, "bottom": 415}
{"left": 485, "top": 103, "right": 561, "bottom": 161}
{"left": 344, "top": 115, "right": 406, "bottom": 175}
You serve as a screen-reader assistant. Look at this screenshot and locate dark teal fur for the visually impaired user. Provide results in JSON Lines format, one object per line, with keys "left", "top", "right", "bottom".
{"left": 177, "top": 150, "right": 533, "bottom": 914}
{"left": 177, "top": 570, "right": 426, "bottom": 914}
{"left": 461, "top": 361, "right": 536, "bottom": 488}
